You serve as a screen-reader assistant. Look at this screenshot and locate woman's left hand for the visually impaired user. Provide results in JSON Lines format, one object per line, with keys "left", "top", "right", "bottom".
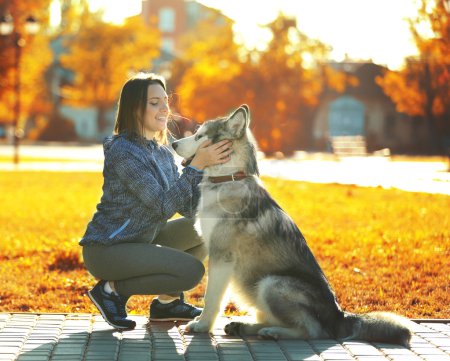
{"left": 189, "top": 140, "right": 233, "bottom": 170}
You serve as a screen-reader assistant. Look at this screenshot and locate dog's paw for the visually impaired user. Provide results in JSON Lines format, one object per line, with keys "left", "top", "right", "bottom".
{"left": 185, "top": 319, "right": 210, "bottom": 333}
{"left": 224, "top": 322, "right": 243, "bottom": 336}
{"left": 258, "top": 327, "right": 281, "bottom": 340}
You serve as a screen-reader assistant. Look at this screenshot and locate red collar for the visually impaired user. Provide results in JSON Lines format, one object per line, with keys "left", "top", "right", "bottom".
{"left": 208, "top": 171, "right": 249, "bottom": 184}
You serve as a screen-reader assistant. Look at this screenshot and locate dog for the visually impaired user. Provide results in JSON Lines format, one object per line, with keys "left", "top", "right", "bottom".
{"left": 171, "top": 105, "right": 412, "bottom": 346}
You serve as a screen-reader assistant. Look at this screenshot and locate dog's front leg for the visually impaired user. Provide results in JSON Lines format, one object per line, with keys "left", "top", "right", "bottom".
{"left": 186, "top": 257, "right": 234, "bottom": 333}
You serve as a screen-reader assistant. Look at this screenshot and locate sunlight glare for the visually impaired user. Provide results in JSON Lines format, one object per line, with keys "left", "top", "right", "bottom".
{"left": 49, "top": 0, "right": 62, "bottom": 28}
{"left": 85, "top": 0, "right": 421, "bottom": 69}
{"left": 88, "top": 0, "right": 142, "bottom": 24}
{"left": 197, "top": 0, "right": 420, "bottom": 69}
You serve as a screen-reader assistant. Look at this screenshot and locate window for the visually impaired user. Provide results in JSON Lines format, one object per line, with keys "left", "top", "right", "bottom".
{"left": 159, "top": 7, "right": 175, "bottom": 32}
{"left": 161, "top": 37, "right": 175, "bottom": 54}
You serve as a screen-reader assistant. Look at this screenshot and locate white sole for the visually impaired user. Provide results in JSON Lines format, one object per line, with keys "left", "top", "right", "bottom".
{"left": 149, "top": 317, "right": 195, "bottom": 322}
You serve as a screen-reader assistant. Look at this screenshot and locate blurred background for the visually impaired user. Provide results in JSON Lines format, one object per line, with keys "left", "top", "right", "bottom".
{"left": 0, "top": 0, "right": 449, "bottom": 159}
{"left": 0, "top": 0, "right": 449, "bottom": 316}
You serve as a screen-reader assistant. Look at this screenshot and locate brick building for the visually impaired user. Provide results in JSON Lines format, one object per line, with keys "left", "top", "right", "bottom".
{"left": 141, "top": 0, "right": 227, "bottom": 58}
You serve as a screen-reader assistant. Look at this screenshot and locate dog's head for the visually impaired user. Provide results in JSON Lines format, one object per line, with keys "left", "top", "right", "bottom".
{"left": 172, "top": 104, "right": 250, "bottom": 161}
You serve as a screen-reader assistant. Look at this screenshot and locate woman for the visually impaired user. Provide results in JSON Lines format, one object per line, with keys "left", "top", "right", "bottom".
{"left": 80, "top": 73, "right": 232, "bottom": 329}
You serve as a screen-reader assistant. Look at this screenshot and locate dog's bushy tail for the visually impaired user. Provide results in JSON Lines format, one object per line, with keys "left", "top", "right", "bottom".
{"left": 337, "top": 312, "right": 413, "bottom": 347}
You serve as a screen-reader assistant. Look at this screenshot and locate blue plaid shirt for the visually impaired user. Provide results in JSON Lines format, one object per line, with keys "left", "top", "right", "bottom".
{"left": 79, "top": 134, "right": 203, "bottom": 246}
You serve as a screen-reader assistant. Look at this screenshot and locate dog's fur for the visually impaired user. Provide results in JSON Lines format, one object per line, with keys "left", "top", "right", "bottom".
{"left": 172, "top": 105, "right": 412, "bottom": 346}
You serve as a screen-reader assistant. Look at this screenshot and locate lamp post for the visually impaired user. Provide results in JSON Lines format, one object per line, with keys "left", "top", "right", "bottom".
{"left": 0, "top": 14, "right": 39, "bottom": 164}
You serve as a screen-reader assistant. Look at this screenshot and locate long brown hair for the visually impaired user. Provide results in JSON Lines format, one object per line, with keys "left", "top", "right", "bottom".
{"left": 114, "top": 73, "right": 169, "bottom": 144}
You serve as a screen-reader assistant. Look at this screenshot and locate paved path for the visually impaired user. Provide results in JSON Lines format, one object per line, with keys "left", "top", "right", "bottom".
{"left": 1, "top": 144, "right": 449, "bottom": 195}
{"left": 1, "top": 313, "right": 450, "bottom": 361}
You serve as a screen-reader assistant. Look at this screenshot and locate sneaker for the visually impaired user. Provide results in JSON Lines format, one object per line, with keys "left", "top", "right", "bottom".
{"left": 117, "top": 294, "right": 130, "bottom": 318}
{"left": 149, "top": 293, "right": 202, "bottom": 321}
{"left": 88, "top": 280, "right": 136, "bottom": 330}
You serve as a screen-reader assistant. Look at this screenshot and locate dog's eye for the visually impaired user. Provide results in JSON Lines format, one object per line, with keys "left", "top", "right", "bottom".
{"left": 195, "top": 134, "right": 204, "bottom": 141}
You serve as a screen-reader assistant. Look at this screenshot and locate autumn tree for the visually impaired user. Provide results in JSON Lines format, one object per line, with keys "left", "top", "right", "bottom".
{"left": 60, "top": 6, "right": 160, "bottom": 133}
{"left": 174, "top": 13, "right": 347, "bottom": 155}
{"left": 377, "top": 0, "right": 450, "bottom": 153}
{"left": 172, "top": 12, "right": 244, "bottom": 122}
{"left": 0, "top": 0, "right": 52, "bottom": 134}
{"left": 244, "top": 15, "right": 336, "bottom": 154}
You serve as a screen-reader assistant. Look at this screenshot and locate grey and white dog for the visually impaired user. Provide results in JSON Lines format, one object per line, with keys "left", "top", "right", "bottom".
{"left": 172, "top": 105, "right": 412, "bottom": 346}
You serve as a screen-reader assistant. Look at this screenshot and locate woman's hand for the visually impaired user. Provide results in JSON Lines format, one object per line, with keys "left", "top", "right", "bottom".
{"left": 189, "top": 140, "right": 233, "bottom": 170}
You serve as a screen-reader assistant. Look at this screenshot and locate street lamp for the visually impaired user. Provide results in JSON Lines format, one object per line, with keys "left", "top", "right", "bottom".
{"left": 0, "top": 14, "right": 40, "bottom": 164}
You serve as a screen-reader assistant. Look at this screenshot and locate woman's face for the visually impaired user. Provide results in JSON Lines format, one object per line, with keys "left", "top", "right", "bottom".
{"left": 143, "top": 83, "right": 169, "bottom": 139}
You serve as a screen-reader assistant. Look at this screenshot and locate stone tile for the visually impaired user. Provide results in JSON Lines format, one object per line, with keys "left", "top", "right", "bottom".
{"left": 289, "top": 355, "right": 322, "bottom": 361}
{"left": 185, "top": 352, "right": 219, "bottom": 360}
{"left": 420, "top": 357, "right": 450, "bottom": 361}
{"left": 344, "top": 344, "right": 384, "bottom": 356}
{"left": 2, "top": 314, "right": 450, "bottom": 361}
{"left": 0, "top": 356, "right": 18, "bottom": 361}
{"left": 389, "top": 353, "right": 426, "bottom": 360}
{"left": 16, "top": 356, "right": 51, "bottom": 361}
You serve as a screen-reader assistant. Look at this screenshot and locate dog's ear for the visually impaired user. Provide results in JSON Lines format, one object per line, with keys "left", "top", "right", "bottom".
{"left": 227, "top": 105, "right": 249, "bottom": 138}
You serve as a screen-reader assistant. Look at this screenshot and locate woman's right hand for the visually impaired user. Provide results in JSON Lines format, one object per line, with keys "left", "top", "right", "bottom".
{"left": 189, "top": 140, "right": 233, "bottom": 170}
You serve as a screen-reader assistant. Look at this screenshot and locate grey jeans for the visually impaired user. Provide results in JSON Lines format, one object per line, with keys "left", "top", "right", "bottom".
{"left": 82, "top": 218, "right": 206, "bottom": 297}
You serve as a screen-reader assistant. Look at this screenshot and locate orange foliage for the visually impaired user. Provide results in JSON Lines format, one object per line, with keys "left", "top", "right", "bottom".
{"left": 377, "top": 69, "right": 426, "bottom": 116}
{"left": 60, "top": 11, "right": 160, "bottom": 130}
{"left": 323, "top": 66, "right": 359, "bottom": 94}
{"left": 174, "top": 13, "right": 243, "bottom": 122}
{"left": 376, "top": 0, "right": 450, "bottom": 148}
{"left": 174, "top": 14, "right": 351, "bottom": 155}
{"left": 0, "top": 0, "right": 52, "bottom": 126}
{"left": 61, "top": 15, "right": 160, "bottom": 107}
